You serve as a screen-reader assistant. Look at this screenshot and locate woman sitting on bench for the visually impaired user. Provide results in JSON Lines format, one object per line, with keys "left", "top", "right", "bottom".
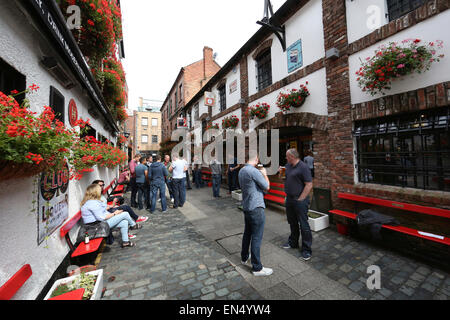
{"left": 81, "top": 184, "right": 142, "bottom": 248}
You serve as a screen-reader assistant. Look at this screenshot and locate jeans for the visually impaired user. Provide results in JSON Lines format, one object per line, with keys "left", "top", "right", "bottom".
{"left": 185, "top": 171, "right": 192, "bottom": 189}
{"left": 181, "top": 177, "right": 186, "bottom": 204}
{"left": 241, "top": 207, "right": 265, "bottom": 272}
{"left": 130, "top": 177, "right": 137, "bottom": 206}
{"left": 136, "top": 182, "right": 148, "bottom": 210}
{"left": 228, "top": 169, "right": 238, "bottom": 192}
{"left": 109, "top": 205, "right": 138, "bottom": 221}
{"left": 285, "top": 198, "right": 312, "bottom": 254}
{"left": 106, "top": 211, "right": 136, "bottom": 242}
{"left": 212, "top": 174, "right": 221, "bottom": 197}
{"left": 150, "top": 181, "right": 167, "bottom": 212}
{"left": 193, "top": 169, "right": 203, "bottom": 188}
{"left": 166, "top": 178, "right": 174, "bottom": 200}
{"left": 172, "top": 178, "right": 183, "bottom": 208}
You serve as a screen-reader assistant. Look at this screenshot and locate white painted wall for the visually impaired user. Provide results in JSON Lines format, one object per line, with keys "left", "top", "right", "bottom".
{"left": 248, "top": 0, "right": 325, "bottom": 97}
{"left": 212, "top": 108, "right": 242, "bottom": 131}
{"left": 0, "top": 3, "right": 119, "bottom": 299}
{"left": 346, "top": 0, "right": 389, "bottom": 44}
{"left": 210, "top": 65, "right": 241, "bottom": 117}
{"left": 248, "top": 68, "right": 328, "bottom": 131}
{"left": 349, "top": 11, "right": 450, "bottom": 105}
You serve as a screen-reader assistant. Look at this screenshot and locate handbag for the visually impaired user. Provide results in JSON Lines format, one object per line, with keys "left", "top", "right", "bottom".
{"left": 76, "top": 221, "right": 111, "bottom": 244}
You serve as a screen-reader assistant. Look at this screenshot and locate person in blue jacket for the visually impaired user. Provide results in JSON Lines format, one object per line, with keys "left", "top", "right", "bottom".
{"left": 148, "top": 154, "right": 169, "bottom": 213}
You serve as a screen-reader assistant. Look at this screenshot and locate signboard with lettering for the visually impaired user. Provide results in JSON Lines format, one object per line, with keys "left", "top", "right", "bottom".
{"left": 37, "top": 160, "right": 70, "bottom": 245}
{"left": 68, "top": 99, "right": 78, "bottom": 127}
{"left": 204, "top": 92, "right": 216, "bottom": 107}
{"left": 287, "top": 40, "right": 303, "bottom": 73}
{"left": 229, "top": 80, "right": 238, "bottom": 94}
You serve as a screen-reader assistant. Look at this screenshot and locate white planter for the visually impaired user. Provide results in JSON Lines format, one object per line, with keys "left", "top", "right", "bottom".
{"left": 232, "top": 190, "right": 243, "bottom": 201}
{"left": 308, "top": 210, "right": 329, "bottom": 232}
{"left": 44, "top": 269, "right": 104, "bottom": 300}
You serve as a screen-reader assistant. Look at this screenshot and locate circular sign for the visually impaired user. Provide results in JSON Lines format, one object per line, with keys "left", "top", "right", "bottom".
{"left": 68, "top": 99, "right": 78, "bottom": 127}
{"left": 40, "top": 161, "right": 70, "bottom": 202}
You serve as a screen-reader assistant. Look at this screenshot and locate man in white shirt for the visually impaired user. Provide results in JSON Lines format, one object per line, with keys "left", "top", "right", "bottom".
{"left": 169, "top": 154, "right": 188, "bottom": 208}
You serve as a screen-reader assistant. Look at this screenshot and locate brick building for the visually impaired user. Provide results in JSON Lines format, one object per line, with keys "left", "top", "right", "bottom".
{"left": 161, "top": 46, "right": 221, "bottom": 141}
{"left": 173, "top": 0, "right": 450, "bottom": 264}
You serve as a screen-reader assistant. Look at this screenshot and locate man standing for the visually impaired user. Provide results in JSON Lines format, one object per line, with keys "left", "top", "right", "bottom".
{"left": 169, "top": 154, "right": 187, "bottom": 209}
{"left": 164, "top": 154, "right": 175, "bottom": 204}
{"left": 129, "top": 154, "right": 140, "bottom": 208}
{"left": 238, "top": 155, "right": 272, "bottom": 276}
{"left": 149, "top": 155, "right": 169, "bottom": 213}
{"left": 281, "top": 148, "right": 313, "bottom": 261}
{"left": 135, "top": 157, "right": 149, "bottom": 211}
{"left": 304, "top": 150, "right": 315, "bottom": 178}
{"left": 227, "top": 155, "right": 240, "bottom": 194}
{"left": 210, "top": 156, "right": 222, "bottom": 198}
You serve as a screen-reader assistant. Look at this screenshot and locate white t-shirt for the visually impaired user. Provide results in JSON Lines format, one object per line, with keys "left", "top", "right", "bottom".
{"left": 172, "top": 159, "right": 187, "bottom": 179}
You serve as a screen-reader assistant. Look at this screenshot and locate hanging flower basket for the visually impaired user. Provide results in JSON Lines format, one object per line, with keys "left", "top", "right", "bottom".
{"left": 276, "top": 82, "right": 310, "bottom": 113}
{"left": 222, "top": 115, "right": 239, "bottom": 129}
{"left": 245, "top": 102, "right": 270, "bottom": 120}
{"left": 206, "top": 123, "right": 219, "bottom": 130}
{"left": 0, "top": 160, "right": 48, "bottom": 182}
{"left": 356, "top": 39, "right": 444, "bottom": 96}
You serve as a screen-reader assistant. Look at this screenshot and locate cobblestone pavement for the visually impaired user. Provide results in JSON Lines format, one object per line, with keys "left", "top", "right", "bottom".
{"left": 98, "top": 186, "right": 450, "bottom": 300}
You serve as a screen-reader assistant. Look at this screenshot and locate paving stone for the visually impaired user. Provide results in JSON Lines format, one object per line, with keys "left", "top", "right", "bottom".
{"left": 201, "top": 293, "right": 216, "bottom": 300}
{"left": 201, "top": 285, "right": 215, "bottom": 295}
{"left": 216, "top": 288, "right": 230, "bottom": 297}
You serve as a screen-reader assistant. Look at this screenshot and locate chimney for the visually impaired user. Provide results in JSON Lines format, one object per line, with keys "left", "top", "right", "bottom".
{"left": 203, "top": 46, "right": 213, "bottom": 79}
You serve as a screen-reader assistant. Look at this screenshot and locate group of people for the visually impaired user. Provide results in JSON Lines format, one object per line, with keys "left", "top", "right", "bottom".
{"left": 78, "top": 147, "right": 315, "bottom": 267}
{"left": 239, "top": 148, "right": 313, "bottom": 276}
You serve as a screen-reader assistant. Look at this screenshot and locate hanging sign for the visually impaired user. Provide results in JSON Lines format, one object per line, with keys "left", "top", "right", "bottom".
{"left": 68, "top": 99, "right": 78, "bottom": 127}
{"left": 204, "top": 92, "right": 216, "bottom": 107}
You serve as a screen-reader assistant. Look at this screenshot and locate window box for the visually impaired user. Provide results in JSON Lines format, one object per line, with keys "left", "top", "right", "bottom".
{"left": 308, "top": 210, "right": 329, "bottom": 232}
{"left": 44, "top": 269, "right": 104, "bottom": 300}
{"left": 232, "top": 189, "right": 242, "bottom": 201}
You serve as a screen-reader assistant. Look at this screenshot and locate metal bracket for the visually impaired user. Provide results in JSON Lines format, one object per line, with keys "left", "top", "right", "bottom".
{"left": 257, "top": 0, "right": 286, "bottom": 51}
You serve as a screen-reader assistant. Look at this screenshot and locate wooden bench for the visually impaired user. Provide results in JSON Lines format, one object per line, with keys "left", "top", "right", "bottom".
{"left": 0, "top": 264, "right": 32, "bottom": 300}
{"left": 329, "top": 192, "right": 450, "bottom": 246}
{"left": 264, "top": 182, "right": 286, "bottom": 205}
{"left": 60, "top": 211, "right": 104, "bottom": 258}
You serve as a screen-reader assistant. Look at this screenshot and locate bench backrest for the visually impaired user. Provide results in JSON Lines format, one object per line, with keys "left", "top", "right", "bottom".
{"left": 0, "top": 264, "right": 32, "bottom": 300}
{"left": 338, "top": 193, "right": 450, "bottom": 219}
{"left": 103, "top": 178, "right": 116, "bottom": 195}
{"left": 60, "top": 211, "right": 82, "bottom": 238}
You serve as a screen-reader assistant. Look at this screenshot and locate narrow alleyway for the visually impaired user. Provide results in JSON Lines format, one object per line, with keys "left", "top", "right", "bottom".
{"left": 98, "top": 187, "right": 450, "bottom": 300}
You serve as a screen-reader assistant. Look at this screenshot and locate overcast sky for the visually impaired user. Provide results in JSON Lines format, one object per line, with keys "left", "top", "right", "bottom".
{"left": 120, "top": 0, "right": 286, "bottom": 111}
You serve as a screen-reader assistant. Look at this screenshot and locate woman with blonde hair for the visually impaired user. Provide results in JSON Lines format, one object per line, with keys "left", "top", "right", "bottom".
{"left": 81, "top": 184, "right": 142, "bottom": 248}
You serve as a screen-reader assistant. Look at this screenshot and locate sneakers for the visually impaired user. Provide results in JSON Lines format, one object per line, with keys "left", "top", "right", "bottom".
{"left": 136, "top": 216, "right": 149, "bottom": 223}
{"left": 252, "top": 267, "right": 273, "bottom": 276}
{"left": 301, "top": 252, "right": 312, "bottom": 261}
{"left": 128, "top": 234, "right": 136, "bottom": 240}
{"left": 171, "top": 198, "right": 174, "bottom": 203}
{"left": 281, "top": 242, "right": 292, "bottom": 249}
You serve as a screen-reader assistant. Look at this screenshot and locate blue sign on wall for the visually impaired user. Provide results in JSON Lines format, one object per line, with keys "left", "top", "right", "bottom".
{"left": 287, "top": 40, "right": 303, "bottom": 73}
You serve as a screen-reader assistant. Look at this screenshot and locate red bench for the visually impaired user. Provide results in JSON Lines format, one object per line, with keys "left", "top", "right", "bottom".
{"left": 264, "top": 182, "right": 286, "bottom": 205}
{"left": 48, "top": 288, "right": 85, "bottom": 300}
{"left": 60, "top": 211, "right": 104, "bottom": 258}
{"left": 0, "top": 264, "right": 32, "bottom": 300}
{"left": 202, "top": 170, "right": 212, "bottom": 187}
{"left": 329, "top": 192, "right": 450, "bottom": 246}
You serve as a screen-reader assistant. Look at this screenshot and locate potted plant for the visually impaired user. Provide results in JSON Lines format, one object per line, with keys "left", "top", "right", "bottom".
{"left": 307, "top": 210, "right": 329, "bottom": 232}
{"left": 222, "top": 115, "right": 239, "bottom": 129}
{"left": 231, "top": 189, "right": 243, "bottom": 201}
{"left": 356, "top": 39, "right": 444, "bottom": 96}
{"left": 245, "top": 102, "right": 270, "bottom": 120}
{"left": 44, "top": 269, "right": 104, "bottom": 300}
{"left": 276, "top": 82, "right": 310, "bottom": 113}
{"left": 206, "top": 123, "right": 219, "bottom": 130}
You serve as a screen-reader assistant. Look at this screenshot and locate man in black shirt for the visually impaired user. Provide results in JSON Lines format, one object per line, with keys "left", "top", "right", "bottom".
{"left": 280, "top": 148, "right": 313, "bottom": 261}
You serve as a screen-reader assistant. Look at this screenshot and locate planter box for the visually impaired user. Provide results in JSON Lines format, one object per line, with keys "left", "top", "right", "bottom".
{"left": 308, "top": 210, "right": 329, "bottom": 232}
{"left": 232, "top": 190, "right": 243, "bottom": 201}
{"left": 44, "top": 269, "right": 104, "bottom": 300}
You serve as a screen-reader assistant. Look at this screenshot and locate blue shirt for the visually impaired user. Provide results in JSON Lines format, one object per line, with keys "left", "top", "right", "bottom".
{"left": 149, "top": 162, "right": 169, "bottom": 184}
{"left": 285, "top": 161, "right": 312, "bottom": 200}
{"left": 81, "top": 200, "right": 107, "bottom": 224}
{"left": 238, "top": 164, "right": 269, "bottom": 212}
{"left": 135, "top": 163, "right": 148, "bottom": 184}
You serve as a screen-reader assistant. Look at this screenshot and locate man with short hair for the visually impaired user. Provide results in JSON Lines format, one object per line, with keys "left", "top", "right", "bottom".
{"left": 238, "top": 155, "right": 273, "bottom": 276}
{"left": 169, "top": 154, "right": 188, "bottom": 209}
{"left": 135, "top": 157, "right": 149, "bottom": 210}
{"left": 281, "top": 148, "right": 314, "bottom": 261}
{"left": 210, "top": 156, "right": 222, "bottom": 198}
{"left": 149, "top": 155, "right": 169, "bottom": 213}
{"left": 129, "top": 154, "right": 140, "bottom": 208}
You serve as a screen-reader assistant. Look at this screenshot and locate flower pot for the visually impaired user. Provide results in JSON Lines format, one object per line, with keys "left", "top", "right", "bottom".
{"left": 307, "top": 210, "right": 329, "bottom": 232}
{"left": 290, "top": 99, "right": 306, "bottom": 108}
{"left": 44, "top": 269, "right": 104, "bottom": 300}
{"left": 232, "top": 190, "right": 243, "bottom": 201}
{"left": 0, "top": 160, "right": 47, "bottom": 181}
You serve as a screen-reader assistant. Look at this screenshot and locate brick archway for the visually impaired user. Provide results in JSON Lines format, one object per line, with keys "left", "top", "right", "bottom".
{"left": 254, "top": 112, "right": 328, "bottom": 131}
